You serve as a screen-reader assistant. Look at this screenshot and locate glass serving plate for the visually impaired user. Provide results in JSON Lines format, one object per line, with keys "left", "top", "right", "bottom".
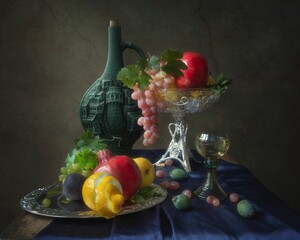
{"left": 20, "top": 183, "right": 167, "bottom": 218}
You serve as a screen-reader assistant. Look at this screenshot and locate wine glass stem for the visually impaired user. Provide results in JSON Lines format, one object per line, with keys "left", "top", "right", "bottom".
{"left": 194, "top": 158, "right": 228, "bottom": 200}
{"left": 205, "top": 169, "right": 218, "bottom": 191}
{"left": 204, "top": 159, "right": 220, "bottom": 194}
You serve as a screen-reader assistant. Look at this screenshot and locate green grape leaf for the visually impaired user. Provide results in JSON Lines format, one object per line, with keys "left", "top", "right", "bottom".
{"left": 148, "top": 55, "right": 160, "bottom": 70}
{"left": 65, "top": 148, "right": 79, "bottom": 164}
{"left": 160, "top": 49, "right": 187, "bottom": 77}
{"left": 117, "top": 65, "right": 140, "bottom": 89}
{"left": 132, "top": 194, "right": 145, "bottom": 204}
{"left": 117, "top": 64, "right": 151, "bottom": 91}
{"left": 138, "top": 186, "right": 158, "bottom": 198}
{"left": 65, "top": 131, "right": 106, "bottom": 167}
{"left": 217, "top": 73, "right": 225, "bottom": 82}
{"left": 161, "top": 49, "right": 183, "bottom": 61}
{"left": 210, "top": 73, "right": 232, "bottom": 94}
{"left": 162, "top": 59, "right": 187, "bottom": 77}
{"left": 75, "top": 131, "right": 107, "bottom": 152}
{"left": 65, "top": 153, "right": 74, "bottom": 165}
{"left": 138, "top": 71, "right": 152, "bottom": 91}
{"left": 74, "top": 149, "right": 98, "bottom": 170}
{"left": 117, "top": 49, "right": 187, "bottom": 91}
{"left": 78, "top": 139, "right": 106, "bottom": 152}
{"left": 132, "top": 186, "right": 161, "bottom": 204}
{"left": 138, "top": 58, "right": 148, "bottom": 70}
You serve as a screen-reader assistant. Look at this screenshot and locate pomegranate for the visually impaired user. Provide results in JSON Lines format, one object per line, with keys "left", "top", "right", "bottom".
{"left": 175, "top": 52, "right": 208, "bottom": 89}
{"left": 97, "top": 148, "right": 113, "bottom": 163}
{"left": 93, "top": 149, "right": 141, "bottom": 200}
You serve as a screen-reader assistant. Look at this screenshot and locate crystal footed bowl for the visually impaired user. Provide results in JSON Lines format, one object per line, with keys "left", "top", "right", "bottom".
{"left": 156, "top": 88, "right": 220, "bottom": 114}
{"left": 153, "top": 88, "right": 221, "bottom": 172}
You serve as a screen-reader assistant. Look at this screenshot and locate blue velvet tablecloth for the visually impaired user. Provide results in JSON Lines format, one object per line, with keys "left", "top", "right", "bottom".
{"left": 35, "top": 150, "right": 300, "bottom": 240}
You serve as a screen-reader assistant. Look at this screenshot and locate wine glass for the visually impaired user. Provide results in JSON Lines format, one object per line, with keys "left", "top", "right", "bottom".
{"left": 194, "top": 133, "right": 229, "bottom": 200}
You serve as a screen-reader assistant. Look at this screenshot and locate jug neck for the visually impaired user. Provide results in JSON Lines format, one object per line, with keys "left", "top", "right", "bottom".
{"left": 102, "top": 23, "right": 124, "bottom": 77}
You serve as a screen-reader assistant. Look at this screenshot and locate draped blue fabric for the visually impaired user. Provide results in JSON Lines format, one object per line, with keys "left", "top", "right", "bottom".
{"left": 35, "top": 150, "right": 300, "bottom": 240}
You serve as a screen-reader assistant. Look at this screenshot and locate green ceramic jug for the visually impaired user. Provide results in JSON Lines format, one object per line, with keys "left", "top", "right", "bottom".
{"left": 79, "top": 20, "right": 145, "bottom": 155}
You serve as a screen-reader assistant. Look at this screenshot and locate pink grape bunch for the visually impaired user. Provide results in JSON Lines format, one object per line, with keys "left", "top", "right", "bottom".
{"left": 131, "top": 70, "right": 175, "bottom": 146}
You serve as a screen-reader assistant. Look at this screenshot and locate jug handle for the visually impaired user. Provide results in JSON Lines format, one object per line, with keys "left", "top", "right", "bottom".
{"left": 121, "top": 41, "right": 146, "bottom": 60}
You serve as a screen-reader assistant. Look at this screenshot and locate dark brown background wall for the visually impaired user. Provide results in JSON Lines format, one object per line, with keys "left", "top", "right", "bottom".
{"left": 1, "top": 0, "right": 299, "bottom": 232}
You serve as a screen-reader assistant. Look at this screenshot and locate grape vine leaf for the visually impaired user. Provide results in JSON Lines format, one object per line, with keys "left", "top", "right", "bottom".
{"left": 138, "top": 71, "right": 152, "bottom": 90}
{"left": 161, "top": 49, "right": 183, "bottom": 61}
{"left": 210, "top": 73, "right": 232, "bottom": 93}
{"left": 117, "top": 49, "right": 187, "bottom": 91}
{"left": 117, "top": 65, "right": 140, "bottom": 89}
{"left": 65, "top": 148, "right": 79, "bottom": 164}
{"left": 117, "top": 64, "right": 151, "bottom": 91}
{"left": 132, "top": 186, "right": 161, "bottom": 204}
{"left": 74, "top": 149, "right": 98, "bottom": 170}
{"left": 160, "top": 49, "right": 187, "bottom": 77}
{"left": 148, "top": 55, "right": 160, "bottom": 70}
{"left": 75, "top": 130, "right": 107, "bottom": 152}
{"left": 65, "top": 131, "right": 106, "bottom": 166}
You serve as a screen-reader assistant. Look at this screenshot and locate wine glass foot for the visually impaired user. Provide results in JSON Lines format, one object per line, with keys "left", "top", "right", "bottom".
{"left": 194, "top": 184, "right": 228, "bottom": 201}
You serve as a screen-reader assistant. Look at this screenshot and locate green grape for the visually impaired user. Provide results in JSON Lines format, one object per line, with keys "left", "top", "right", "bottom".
{"left": 237, "top": 200, "right": 256, "bottom": 218}
{"left": 66, "top": 162, "right": 72, "bottom": 168}
{"left": 57, "top": 134, "right": 102, "bottom": 184}
{"left": 59, "top": 174, "right": 67, "bottom": 182}
{"left": 172, "top": 194, "right": 191, "bottom": 211}
{"left": 82, "top": 169, "right": 92, "bottom": 178}
{"left": 60, "top": 166, "right": 67, "bottom": 174}
{"left": 42, "top": 198, "right": 51, "bottom": 208}
{"left": 72, "top": 163, "right": 81, "bottom": 172}
{"left": 85, "top": 163, "right": 91, "bottom": 170}
{"left": 67, "top": 167, "right": 77, "bottom": 174}
{"left": 170, "top": 168, "right": 187, "bottom": 181}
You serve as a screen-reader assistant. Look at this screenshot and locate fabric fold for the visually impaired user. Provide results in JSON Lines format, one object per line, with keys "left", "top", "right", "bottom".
{"left": 159, "top": 159, "right": 300, "bottom": 240}
{"left": 34, "top": 150, "right": 300, "bottom": 239}
{"left": 35, "top": 206, "right": 167, "bottom": 240}
{"left": 110, "top": 206, "right": 165, "bottom": 240}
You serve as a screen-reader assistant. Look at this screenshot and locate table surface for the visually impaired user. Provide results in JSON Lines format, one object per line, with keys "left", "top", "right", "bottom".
{"left": 0, "top": 212, "right": 52, "bottom": 239}
{"left": 1, "top": 150, "right": 300, "bottom": 240}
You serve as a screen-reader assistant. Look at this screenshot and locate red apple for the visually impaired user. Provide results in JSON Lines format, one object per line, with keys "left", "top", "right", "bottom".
{"left": 175, "top": 52, "right": 208, "bottom": 89}
{"left": 93, "top": 150, "right": 141, "bottom": 200}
